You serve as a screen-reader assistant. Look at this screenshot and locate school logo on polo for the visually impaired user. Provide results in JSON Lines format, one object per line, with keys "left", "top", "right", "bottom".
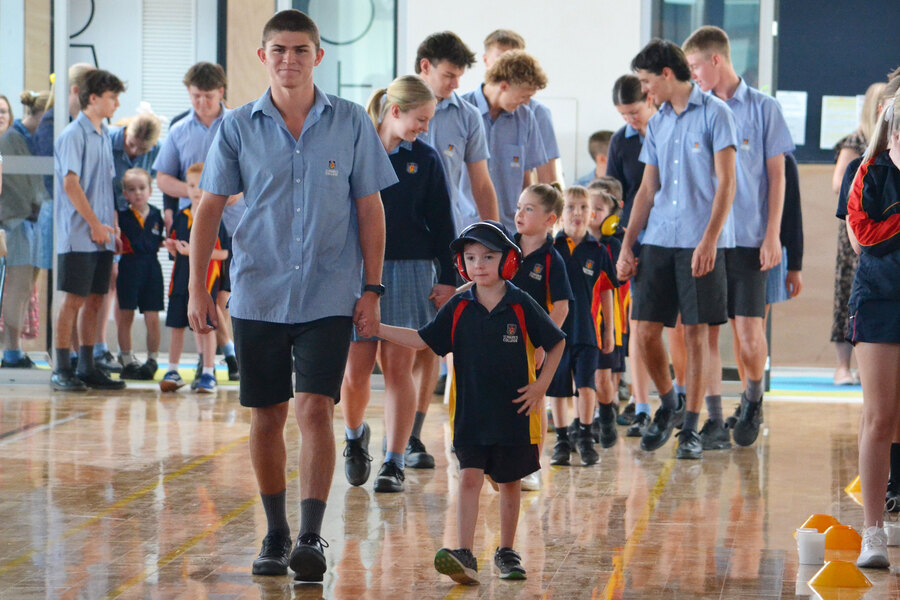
{"left": 583, "top": 259, "right": 595, "bottom": 276}
{"left": 443, "top": 144, "right": 455, "bottom": 157}
{"left": 325, "top": 160, "right": 338, "bottom": 176}
{"left": 691, "top": 142, "right": 702, "bottom": 154}
{"left": 740, "top": 138, "right": 751, "bottom": 151}
{"left": 529, "top": 263, "right": 544, "bottom": 281}
{"left": 510, "top": 156, "right": 521, "bottom": 168}
{"left": 406, "top": 162, "right": 418, "bottom": 174}
{"left": 503, "top": 324, "right": 519, "bottom": 343}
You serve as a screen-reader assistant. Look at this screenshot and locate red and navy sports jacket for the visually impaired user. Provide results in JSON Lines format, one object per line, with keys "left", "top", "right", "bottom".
{"left": 847, "top": 150, "right": 900, "bottom": 257}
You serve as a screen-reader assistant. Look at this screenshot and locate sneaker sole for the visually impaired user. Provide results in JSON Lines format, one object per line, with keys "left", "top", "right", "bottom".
{"left": 196, "top": 387, "right": 217, "bottom": 394}
{"left": 732, "top": 424, "right": 760, "bottom": 447}
{"left": 856, "top": 554, "right": 890, "bottom": 569}
{"left": 406, "top": 453, "right": 435, "bottom": 469}
{"left": 159, "top": 381, "right": 184, "bottom": 392}
{"left": 499, "top": 570, "right": 527, "bottom": 580}
{"left": 702, "top": 439, "right": 732, "bottom": 451}
{"left": 550, "top": 456, "right": 570, "bottom": 466}
{"left": 290, "top": 547, "right": 326, "bottom": 582}
{"left": 252, "top": 558, "right": 289, "bottom": 576}
{"left": 434, "top": 549, "right": 478, "bottom": 585}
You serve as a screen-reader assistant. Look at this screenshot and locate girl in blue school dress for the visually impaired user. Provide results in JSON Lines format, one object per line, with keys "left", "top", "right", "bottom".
{"left": 339, "top": 75, "right": 458, "bottom": 494}
{"left": 846, "top": 89, "right": 900, "bottom": 570}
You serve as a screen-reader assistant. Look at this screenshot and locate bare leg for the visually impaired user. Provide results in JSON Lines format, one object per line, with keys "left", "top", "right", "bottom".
{"left": 250, "top": 402, "right": 289, "bottom": 494}
{"left": 635, "top": 320, "right": 673, "bottom": 395}
{"left": 457, "top": 468, "right": 484, "bottom": 548}
{"left": 551, "top": 397, "right": 569, "bottom": 429}
{"left": 77, "top": 293, "right": 105, "bottom": 355}
{"left": 195, "top": 330, "right": 217, "bottom": 368}
{"left": 681, "top": 324, "right": 709, "bottom": 415}
{"left": 731, "top": 320, "right": 747, "bottom": 387}
{"left": 856, "top": 343, "right": 900, "bottom": 528}
{"left": 339, "top": 341, "right": 378, "bottom": 430}
{"left": 498, "top": 481, "right": 522, "bottom": 548}
{"left": 668, "top": 318, "right": 687, "bottom": 387}
{"left": 835, "top": 341, "right": 854, "bottom": 382}
{"left": 55, "top": 292, "right": 87, "bottom": 354}
{"left": 168, "top": 328, "right": 185, "bottom": 368}
{"left": 706, "top": 325, "right": 723, "bottom": 397}
{"left": 380, "top": 341, "right": 417, "bottom": 455}
{"left": 577, "top": 387, "right": 597, "bottom": 424}
{"left": 144, "top": 311, "right": 161, "bottom": 353}
{"left": 117, "top": 309, "right": 135, "bottom": 353}
{"left": 734, "top": 316, "right": 767, "bottom": 382}
{"left": 629, "top": 318, "right": 653, "bottom": 404}
{"left": 295, "top": 393, "right": 336, "bottom": 502}
{"left": 412, "top": 348, "right": 440, "bottom": 415}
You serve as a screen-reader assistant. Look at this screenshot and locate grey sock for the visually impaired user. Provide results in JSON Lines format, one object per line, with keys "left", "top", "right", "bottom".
{"left": 261, "top": 490, "right": 290, "bottom": 537}
{"left": 148, "top": 352, "right": 159, "bottom": 360}
{"left": 411, "top": 411, "right": 427, "bottom": 439}
{"left": 299, "top": 498, "right": 327, "bottom": 537}
{"left": 76, "top": 345, "right": 94, "bottom": 375}
{"left": 683, "top": 410, "right": 700, "bottom": 433}
{"left": 705, "top": 395, "right": 723, "bottom": 424}
{"left": 660, "top": 387, "right": 678, "bottom": 410}
{"left": 55, "top": 348, "right": 72, "bottom": 372}
{"left": 746, "top": 378, "right": 763, "bottom": 403}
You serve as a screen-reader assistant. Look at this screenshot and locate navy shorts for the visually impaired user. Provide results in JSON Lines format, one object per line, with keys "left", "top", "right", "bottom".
{"left": 219, "top": 256, "right": 231, "bottom": 293}
{"left": 725, "top": 247, "right": 767, "bottom": 319}
{"left": 165, "top": 294, "right": 191, "bottom": 329}
{"left": 58, "top": 251, "right": 113, "bottom": 297}
{"left": 846, "top": 250, "right": 900, "bottom": 345}
{"left": 233, "top": 315, "right": 354, "bottom": 407}
{"left": 547, "top": 344, "right": 599, "bottom": 397}
{"left": 596, "top": 347, "right": 620, "bottom": 371}
{"left": 117, "top": 255, "right": 164, "bottom": 312}
{"left": 455, "top": 444, "right": 540, "bottom": 484}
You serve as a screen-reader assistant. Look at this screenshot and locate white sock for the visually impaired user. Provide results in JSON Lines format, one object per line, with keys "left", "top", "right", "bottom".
{"left": 202, "top": 366, "right": 214, "bottom": 376}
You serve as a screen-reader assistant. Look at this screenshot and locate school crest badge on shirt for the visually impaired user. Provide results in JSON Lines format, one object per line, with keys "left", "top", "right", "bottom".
{"left": 503, "top": 323, "right": 519, "bottom": 343}
{"left": 583, "top": 259, "right": 595, "bottom": 276}
{"left": 529, "top": 263, "right": 544, "bottom": 281}
{"left": 443, "top": 144, "right": 455, "bottom": 158}
{"left": 691, "top": 142, "right": 702, "bottom": 154}
{"left": 406, "top": 162, "right": 418, "bottom": 174}
{"left": 740, "top": 138, "right": 751, "bottom": 151}
{"left": 325, "top": 160, "right": 338, "bottom": 176}
{"left": 510, "top": 156, "right": 521, "bottom": 168}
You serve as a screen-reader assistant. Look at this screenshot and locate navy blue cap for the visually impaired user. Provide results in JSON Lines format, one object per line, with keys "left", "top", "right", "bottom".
{"left": 449, "top": 220, "right": 521, "bottom": 254}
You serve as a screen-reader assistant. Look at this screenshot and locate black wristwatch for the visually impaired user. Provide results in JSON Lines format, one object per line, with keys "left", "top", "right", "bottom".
{"left": 363, "top": 283, "right": 386, "bottom": 297}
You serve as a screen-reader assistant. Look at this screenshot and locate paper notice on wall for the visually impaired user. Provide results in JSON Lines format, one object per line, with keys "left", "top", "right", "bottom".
{"left": 776, "top": 90, "right": 807, "bottom": 146}
{"left": 820, "top": 95, "right": 860, "bottom": 150}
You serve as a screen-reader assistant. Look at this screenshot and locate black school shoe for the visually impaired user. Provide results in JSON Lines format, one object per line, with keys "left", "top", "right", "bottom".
{"left": 675, "top": 429, "right": 703, "bottom": 460}
{"left": 251, "top": 532, "right": 291, "bottom": 576}
{"left": 78, "top": 368, "right": 126, "bottom": 390}
{"left": 598, "top": 417, "right": 618, "bottom": 449}
{"left": 699, "top": 419, "right": 732, "bottom": 450}
{"left": 617, "top": 402, "right": 636, "bottom": 426}
{"left": 494, "top": 547, "right": 526, "bottom": 580}
{"left": 95, "top": 351, "right": 122, "bottom": 373}
{"left": 576, "top": 433, "right": 599, "bottom": 466}
{"left": 627, "top": 412, "right": 651, "bottom": 437}
{"left": 50, "top": 370, "right": 87, "bottom": 392}
{"left": 405, "top": 435, "right": 435, "bottom": 469}
{"left": 290, "top": 533, "right": 329, "bottom": 582}
{"left": 343, "top": 422, "right": 372, "bottom": 486}
{"left": 550, "top": 438, "right": 572, "bottom": 466}
{"left": 640, "top": 397, "right": 684, "bottom": 452}
{"left": 1, "top": 354, "right": 36, "bottom": 369}
{"left": 225, "top": 355, "right": 240, "bottom": 381}
{"left": 120, "top": 362, "right": 145, "bottom": 380}
{"left": 434, "top": 547, "right": 479, "bottom": 584}
{"left": 373, "top": 461, "right": 405, "bottom": 493}
{"left": 138, "top": 358, "right": 159, "bottom": 380}
{"left": 732, "top": 394, "right": 763, "bottom": 447}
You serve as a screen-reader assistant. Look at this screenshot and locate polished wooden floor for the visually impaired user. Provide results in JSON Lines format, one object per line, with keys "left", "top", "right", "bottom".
{"left": 1, "top": 377, "right": 899, "bottom": 599}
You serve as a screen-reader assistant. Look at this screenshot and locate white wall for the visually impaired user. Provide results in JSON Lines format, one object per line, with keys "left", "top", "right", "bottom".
{"left": 398, "top": 0, "right": 645, "bottom": 183}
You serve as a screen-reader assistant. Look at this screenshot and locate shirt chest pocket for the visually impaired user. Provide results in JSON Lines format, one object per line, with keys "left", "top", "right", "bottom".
{"left": 441, "top": 135, "right": 465, "bottom": 165}
{"left": 684, "top": 130, "right": 712, "bottom": 169}
{"left": 310, "top": 150, "right": 352, "bottom": 200}
{"left": 737, "top": 123, "right": 762, "bottom": 170}
{"left": 501, "top": 143, "right": 525, "bottom": 171}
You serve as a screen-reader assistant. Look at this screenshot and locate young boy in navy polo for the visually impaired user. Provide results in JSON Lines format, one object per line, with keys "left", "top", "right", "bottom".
{"left": 116, "top": 168, "right": 165, "bottom": 379}
{"left": 378, "top": 220, "right": 565, "bottom": 584}
{"left": 511, "top": 183, "right": 573, "bottom": 491}
{"left": 549, "top": 186, "right": 616, "bottom": 467}
{"left": 160, "top": 162, "right": 229, "bottom": 393}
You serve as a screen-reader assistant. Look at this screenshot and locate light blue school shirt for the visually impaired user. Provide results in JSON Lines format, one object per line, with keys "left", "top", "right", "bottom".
{"left": 530, "top": 99, "right": 560, "bottom": 160}
{"left": 200, "top": 87, "right": 398, "bottom": 324}
{"left": 110, "top": 126, "right": 160, "bottom": 211}
{"left": 639, "top": 83, "right": 738, "bottom": 249}
{"left": 152, "top": 104, "right": 228, "bottom": 210}
{"left": 54, "top": 112, "right": 116, "bottom": 253}
{"left": 460, "top": 86, "right": 548, "bottom": 232}
{"left": 418, "top": 90, "right": 490, "bottom": 234}
{"left": 721, "top": 79, "right": 795, "bottom": 247}
{"left": 574, "top": 170, "right": 600, "bottom": 187}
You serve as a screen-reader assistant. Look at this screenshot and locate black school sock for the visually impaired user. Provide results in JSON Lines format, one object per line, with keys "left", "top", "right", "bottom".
{"left": 890, "top": 444, "right": 900, "bottom": 491}
{"left": 55, "top": 348, "right": 72, "bottom": 372}
{"left": 705, "top": 395, "right": 723, "bottom": 425}
{"left": 746, "top": 378, "right": 764, "bottom": 403}
{"left": 682, "top": 411, "right": 700, "bottom": 433}
{"left": 598, "top": 402, "right": 616, "bottom": 423}
{"left": 76, "top": 345, "right": 94, "bottom": 376}
{"left": 555, "top": 427, "right": 569, "bottom": 441}
{"left": 260, "top": 490, "right": 290, "bottom": 537}
{"left": 299, "top": 498, "right": 326, "bottom": 537}
{"left": 660, "top": 387, "right": 678, "bottom": 411}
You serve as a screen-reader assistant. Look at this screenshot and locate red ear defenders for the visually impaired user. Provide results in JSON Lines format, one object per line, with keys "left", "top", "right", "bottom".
{"left": 454, "top": 222, "right": 522, "bottom": 282}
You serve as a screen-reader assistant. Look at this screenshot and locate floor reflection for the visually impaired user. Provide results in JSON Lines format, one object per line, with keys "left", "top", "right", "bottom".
{"left": 0, "top": 386, "right": 898, "bottom": 599}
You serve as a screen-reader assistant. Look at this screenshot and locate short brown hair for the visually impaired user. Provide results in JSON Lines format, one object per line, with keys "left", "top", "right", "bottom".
{"left": 564, "top": 185, "right": 591, "bottom": 204}
{"left": 525, "top": 183, "right": 564, "bottom": 217}
{"left": 183, "top": 62, "right": 227, "bottom": 91}
{"left": 589, "top": 177, "right": 624, "bottom": 207}
{"left": 588, "top": 182, "right": 619, "bottom": 213}
{"left": 186, "top": 162, "right": 204, "bottom": 177}
{"left": 78, "top": 70, "right": 125, "bottom": 109}
{"left": 262, "top": 9, "right": 320, "bottom": 50}
{"left": 682, "top": 26, "right": 731, "bottom": 61}
{"left": 484, "top": 29, "right": 525, "bottom": 50}
{"left": 485, "top": 50, "right": 547, "bottom": 90}
{"left": 588, "top": 130, "right": 613, "bottom": 160}
{"left": 122, "top": 167, "right": 152, "bottom": 188}
{"left": 125, "top": 113, "right": 162, "bottom": 154}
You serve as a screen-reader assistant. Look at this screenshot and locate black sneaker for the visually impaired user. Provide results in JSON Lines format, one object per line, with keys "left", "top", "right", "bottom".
{"left": 120, "top": 362, "right": 144, "bottom": 380}
{"left": 673, "top": 392, "right": 686, "bottom": 429}
{"left": 50, "top": 370, "right": 87, "bottom": 392}
{"left": 732, "top": 394, "right": 763, "bottom": 447}
{"left": 77, "top": 368, "right": 126, "bottom": 390}
{"left": 598, "top": 418, "right": 618, "bottom": 448}
{"left": 289, "top": 532, "right": 328, "bottom": 582}
{"left": 699, "top": 419, "right": 732, "bottom": 450}
{"left": 627, "top": 412, "right": 651, "bottom": 437}
{"left": 405, "top": 435, "right": 435, "bottom": 469}
{"left": 617, "top": 402, "right": 636, "bottom": 426}
{"left": 1, "top": 354, "right": 36, "bottom": 369}
{"left": 567, "top": 418, "right": 580, "bottom": 441}
{"left": 343, "top": 423, "right": 372, "bottom": 486}
{"left": 576, "top": 434, "right": 599, "bottom": 466}
{"left": 225, "top": 355, "right": 240, "bottom": 381}
{"left": 676, "top": 429, "right": 703, "bottom": 460}
{"left": 138, "top": 358, "right": 159, "bottom": 380}
{"left": 434, "top": 547, "right": 478, "bottom": 584}
{"left": 550, "top": 438, "right": 572, "bottom": 466}
{"left": 590, "top": 417, "right": 601, "bottom": 444}
{"left": 95, "top": 351, "right": 122, "bottom": 373}
{"left": 251, "top": 532, "right": 291, "bottom": 576}
{"left": 373, "top": 461, "right": 405, "bottom": 493}
{"left": 886, "top": 488, "right": 900, "bottom": 513}
{"left": 640, "top": 399, "right": 683, "bottom": 452}
{"left": 493, "top": 547, "right": 526, "bottom": 580}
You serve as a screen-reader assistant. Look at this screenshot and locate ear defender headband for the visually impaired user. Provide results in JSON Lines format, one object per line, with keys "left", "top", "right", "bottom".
{"left": 453, "top": 221, "right": 522, "bottom": 282}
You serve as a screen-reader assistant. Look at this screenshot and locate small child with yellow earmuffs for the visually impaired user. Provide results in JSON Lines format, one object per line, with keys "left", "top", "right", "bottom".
{"left": 377, "top": 220, "right": 566, "bottom": 584}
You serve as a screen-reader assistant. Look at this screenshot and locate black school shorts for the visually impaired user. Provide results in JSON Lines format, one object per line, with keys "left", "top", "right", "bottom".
{"left": 57, "top": 251, "right": 113, "bottom": 297}
{"left": 117, "top": 255, "right": 164, "bottom": 312}
{"left": 455, "top": 443, "right": 540, "bottom": 484}
{"left": 725, "top": 247, "right": 767, "bottom": 319}
{"left": 547, "top": 344, "right": 599, "bottom": 397}
{"left": 233, "top": 315, "right": 353, "bottom": 407}
{"left": 631, "top": 245, "right": 727, "bottom": 327}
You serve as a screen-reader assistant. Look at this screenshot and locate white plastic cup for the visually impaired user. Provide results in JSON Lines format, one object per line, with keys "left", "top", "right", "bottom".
{"left": 886, "top": 522, "right": 900, "bottom": 546}
{"left": 796, "top": 528, "right": 826, "bottom": 564}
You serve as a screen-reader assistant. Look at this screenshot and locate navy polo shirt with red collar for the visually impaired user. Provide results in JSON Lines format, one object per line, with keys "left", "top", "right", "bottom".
{"left": 511, "top": 233, "right": 574, "bottom": 314}
{"left": 118, "top": 205, "right": 165, "bottom": 257}
{"left": 418, "top": 281, "right": 565, "bottom": 446}
{"left": 553, "top": 231, "right": 616, "bottom": 346}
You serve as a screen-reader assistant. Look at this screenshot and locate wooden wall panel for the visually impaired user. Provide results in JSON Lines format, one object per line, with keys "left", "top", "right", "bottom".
{"left": 226, "top": 0, "right": 274, "bottom": 107}
{"left": 24, "top": 0, "right": 51, "bottom": 93}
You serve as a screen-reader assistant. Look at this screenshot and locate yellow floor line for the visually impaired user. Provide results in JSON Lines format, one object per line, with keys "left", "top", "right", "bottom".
{"left": 0, "top": 434, "right": 248, "bottom": 575}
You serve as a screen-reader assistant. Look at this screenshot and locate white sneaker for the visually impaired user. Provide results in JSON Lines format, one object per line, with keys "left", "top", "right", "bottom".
{"left": 520, "top": 471, "right": 542, "bottom": 491}
{"left": 857, "top": 526, "right": 890, "bottom": 568}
